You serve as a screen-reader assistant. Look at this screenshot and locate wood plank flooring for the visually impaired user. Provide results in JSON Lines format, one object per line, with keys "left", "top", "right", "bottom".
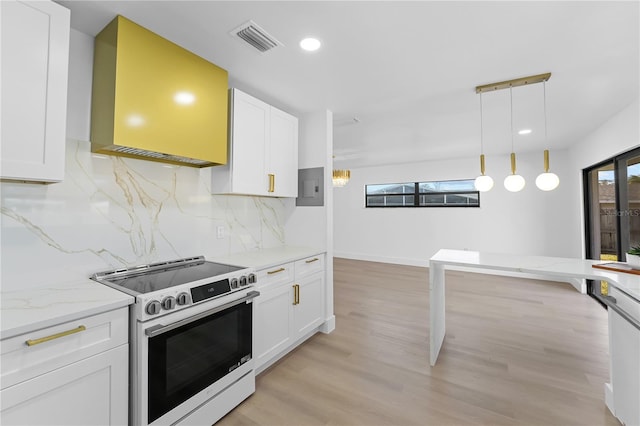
{"left": 217, "top": 258, "right": 619, "bottom": 425}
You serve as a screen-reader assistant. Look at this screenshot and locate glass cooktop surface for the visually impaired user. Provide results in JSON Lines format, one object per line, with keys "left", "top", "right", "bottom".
{"left": 99, "top": 260, "right": 244, "bottom": 294}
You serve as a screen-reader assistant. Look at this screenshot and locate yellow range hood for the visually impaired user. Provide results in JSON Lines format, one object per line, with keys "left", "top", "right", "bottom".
{"left": 91, "top": 16, "right": 228, "bottom": 167}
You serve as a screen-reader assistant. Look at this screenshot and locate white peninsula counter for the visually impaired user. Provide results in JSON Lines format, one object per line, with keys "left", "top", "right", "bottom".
{"left": 429, "top": 249, "right": 640, "bottom": 426}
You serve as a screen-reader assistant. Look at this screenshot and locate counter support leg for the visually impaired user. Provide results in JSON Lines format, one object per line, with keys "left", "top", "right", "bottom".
{"left": 429, "top": 262, "right": 445, "bottom": 366}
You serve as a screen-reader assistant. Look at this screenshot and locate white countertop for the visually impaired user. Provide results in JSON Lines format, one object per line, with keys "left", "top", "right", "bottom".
{"left": 1, "top": 279, "right": 133, "bottom": 340}
{"left": 212, "top": 246, "right": 325, "bottom": 270}
{"left": 430, "top": 249, "right": 640, "bottom": 302}
{"left": 1, "top": 246, "right": 324, "bottom": 340}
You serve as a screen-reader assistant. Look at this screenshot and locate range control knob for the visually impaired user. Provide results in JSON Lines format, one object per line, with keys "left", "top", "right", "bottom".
{"left": 162, "top": 296, "right": 176, "bottom": 310}
{"left": 145, "top": 300, "right": 161, "bottom": 316}
{"left": 230, "top": 278, "right": 239, "bottom": 289}
{"left": 239, "top": 275, "right": 248, "bottom": 287}
{"left": 248, "top": 273, "right": 257, "bottom": 284}
{"left": 176, "top": 292, "right": 191, "bottom": 306}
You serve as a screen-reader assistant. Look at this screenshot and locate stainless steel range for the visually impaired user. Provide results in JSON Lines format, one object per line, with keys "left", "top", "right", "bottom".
{"left": 92, "top": 256, "right": 259, "bottom": 426}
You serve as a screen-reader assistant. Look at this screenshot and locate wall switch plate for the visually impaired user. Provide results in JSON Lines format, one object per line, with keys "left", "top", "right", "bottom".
{"left": 216, "top": 226, "right": 224, "bottom": 239}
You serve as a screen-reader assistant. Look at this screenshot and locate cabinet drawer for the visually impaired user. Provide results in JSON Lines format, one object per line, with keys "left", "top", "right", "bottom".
{"left": 609, "top": 286, "right": 640, "bottom": 322}
{"left": 295, "top": 255, "right": 325, "bottom": 278}
{"left": 1, "top": 307, "right": 128, "bottom": 389}
{"left": 256, "top": 263, "right": 294, "bottom": 289}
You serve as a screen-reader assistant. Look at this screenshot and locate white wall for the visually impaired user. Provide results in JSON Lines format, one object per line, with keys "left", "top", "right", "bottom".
{"left": 334, "top": 99, "right": 639, "bottom": 266}
{"left": 334, "top": 149, "right": 574, "bottom": 266}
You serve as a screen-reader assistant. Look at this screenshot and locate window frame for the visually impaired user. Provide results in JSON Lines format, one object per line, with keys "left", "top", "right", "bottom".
{"left": 365, "top": 179, "right": 480, "bottom": 208}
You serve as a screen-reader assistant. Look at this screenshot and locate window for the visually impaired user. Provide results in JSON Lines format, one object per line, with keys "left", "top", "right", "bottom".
{"left": 365, "top": 179, "right": 479, "bottom": 208}
{"left": 584, "top": 146, "right": 640, "bottom": 303}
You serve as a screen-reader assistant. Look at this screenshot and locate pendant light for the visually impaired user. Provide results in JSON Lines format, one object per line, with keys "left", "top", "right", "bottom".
{"left": 535, "top": 81, "right": 560, "bottom": 191}
{"left": 503, "top": 87, "right": 525, "bottom": 192}
{"left": 474, "top": 92, "right": 494, "bottom": 192}
{"left": 332, "top": 169, "right": 351, "bottom": 187}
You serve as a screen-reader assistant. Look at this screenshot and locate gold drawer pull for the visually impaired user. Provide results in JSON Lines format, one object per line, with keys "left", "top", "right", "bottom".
{"left": 268, "top": 174, "right": 275, "bottom": 193}
{"left": 305, "top": 258, "right": 319, "bottom": 264}
{"left": 267, "top": 267, "right": 285, "bottom": 275}
{"left": 293, "top": 284, "right": 300, "bottom": 305}
{"left": 25, "top": 325, "right": 86, "bottom": 347}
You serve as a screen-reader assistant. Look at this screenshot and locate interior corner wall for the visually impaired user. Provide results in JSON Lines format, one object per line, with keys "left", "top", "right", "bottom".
{"left": 284, "top": 111, "right": 332, "bottom": 250}
{"left": 333, "top": 149, "right": 576, "bottom": 267}
{"left": 283, "top": 110, "right": 334, "bottom": 328}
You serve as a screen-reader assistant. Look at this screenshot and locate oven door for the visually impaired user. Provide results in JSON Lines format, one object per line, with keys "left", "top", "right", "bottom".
{"left": 134, "top": 290, "right": 259, "bottom": 426}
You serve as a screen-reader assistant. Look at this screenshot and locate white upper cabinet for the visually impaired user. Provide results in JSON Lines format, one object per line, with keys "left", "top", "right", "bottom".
{"left": 1, "top": 0, "right": 70, "bottom": 183}
{"left": 211, "top": 88, "right": 298, "bottom": 197}
{"left": 268, "top": 106, "right": 299, "bottom": 197}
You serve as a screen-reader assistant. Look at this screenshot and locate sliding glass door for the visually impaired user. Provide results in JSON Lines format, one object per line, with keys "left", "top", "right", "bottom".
{"left": 584, "top": 147, "right": 640, "bottom": 300}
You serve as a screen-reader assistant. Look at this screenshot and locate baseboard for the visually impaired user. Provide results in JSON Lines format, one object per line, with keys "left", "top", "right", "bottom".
{"left": 332, "top": 251, "right": 428, "bottom": 268}
{"left": 320, "top": 315, "right": 335, "bottom": 333}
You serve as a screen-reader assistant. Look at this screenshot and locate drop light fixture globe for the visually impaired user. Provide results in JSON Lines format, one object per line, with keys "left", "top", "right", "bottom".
{"left": 504, "top": 88, "right": 525, "bottom": 192}
{"left": 536, "top": 149, "right": 560, "bottom": 191}
{"left": 536, "top": 82, "right": 560, "bottom": 191}
{"left": 475, "top": 174, "right": 495, "bottom": 192}
{"left": 474, "top": 155, "right": 494, "bottom": 192}
{"left": 474, "top": 93, "right": 493, "bottom": 192}
{"left": 504, "top": 171, "right": 526, "bottom": 192}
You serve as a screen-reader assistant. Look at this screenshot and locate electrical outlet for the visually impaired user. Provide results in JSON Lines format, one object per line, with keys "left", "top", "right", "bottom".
{"left": 216, "top": 226, "right": 224, "bottom": 239}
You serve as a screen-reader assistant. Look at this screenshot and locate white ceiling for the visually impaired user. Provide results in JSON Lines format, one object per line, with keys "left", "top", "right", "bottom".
{"left": 57, "top": 1, "right": 639, "bottom": 169}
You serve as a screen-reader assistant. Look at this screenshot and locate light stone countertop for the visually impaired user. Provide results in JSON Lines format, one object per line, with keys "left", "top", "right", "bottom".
{"left": 430, "top": 249, "right": 640, "bottom": 302}
{"left": 211, "top": 246, "right": 326, "bottom": 270}
{"left": 1, "top": 279, "right": 134, "bottom": 340}
{"left": 0, "top": 246, "right": 324, "bottom": 340}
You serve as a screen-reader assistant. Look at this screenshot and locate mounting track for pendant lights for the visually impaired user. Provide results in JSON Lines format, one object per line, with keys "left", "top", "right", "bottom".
{"left": 475, "top": 73, "right": 551, "bottom": 94}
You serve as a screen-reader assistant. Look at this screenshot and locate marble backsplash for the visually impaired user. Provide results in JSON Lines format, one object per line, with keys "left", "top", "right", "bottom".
{"left": 0, "top": 139, "right": 293, "bottom": 290}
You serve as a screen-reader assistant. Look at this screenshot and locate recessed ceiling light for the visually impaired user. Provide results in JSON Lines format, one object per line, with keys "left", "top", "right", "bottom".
{"left": 300, "top": 37, "right": 321, "bottom": 52}
{"left": 518, "top": 129, "right": 532, "bottom": 135}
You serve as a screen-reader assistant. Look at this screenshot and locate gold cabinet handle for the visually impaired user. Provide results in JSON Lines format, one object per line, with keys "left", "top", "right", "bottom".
{"left": 25, "top": 325, "right": 86, "bottom": 347}
{"left": 293, "top": 284, "right": 300, "bottom": 305}
{"left": 267, "top": 267, "right": 285, "bottom": 275}
{"left": 305, "top": 258, "right": 319, "bottom": 264}
{"left": 268, "top": 174, "right": 275, "bottom": 193}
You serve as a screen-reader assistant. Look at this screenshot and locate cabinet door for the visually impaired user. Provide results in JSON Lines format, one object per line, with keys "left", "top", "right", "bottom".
{"left": 293, "top": 272, "right": 325, "bottom": 337}
{"left": 1, "top": 0, "right": 70, "bottom": 182}
{"left": 230, "top": 89, "right": 269, "bottom": 195}
{"left": 254, "top": 283, "right": 293, "bottom": 369}
{"left": 0, "top": 344, "right": 128, "bottom": 426}
{"left": 268, "top": 107, "right": 298, "bottom": 197}
{"left": 609, "top": 288, "right": 640, "bottom": 426}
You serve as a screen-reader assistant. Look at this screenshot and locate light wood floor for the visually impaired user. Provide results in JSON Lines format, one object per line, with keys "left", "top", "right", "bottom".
{"left": 217, "top": 258, "right": 619, "bottom": 426}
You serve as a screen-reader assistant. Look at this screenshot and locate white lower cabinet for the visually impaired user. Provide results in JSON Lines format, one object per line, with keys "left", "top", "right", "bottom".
{"left": 293, "top": 263, "right": 325, "bottom": 337}
{"left": 254, "top": 281, "right": 294, "bottom": 367}
{"left": 254, "top": 254, "right": 325, "bottom": 372}
{"left": 0, "top": 307, "right": 129, "bottom": 425}
{"left": 0, "top": 345, "right": 128, "bottom": 426}
{"left": 607, "top": 286, "right": 640, "bottom": 426}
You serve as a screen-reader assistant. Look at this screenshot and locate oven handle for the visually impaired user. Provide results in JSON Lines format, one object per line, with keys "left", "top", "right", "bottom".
{"left": 145, "top": 290, "right": 260, "bottom": 338}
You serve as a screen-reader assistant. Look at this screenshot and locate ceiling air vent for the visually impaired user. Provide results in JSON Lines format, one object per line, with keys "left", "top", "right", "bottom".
{"left": 230, "top": 20, "right": 282, "bottom": 53}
